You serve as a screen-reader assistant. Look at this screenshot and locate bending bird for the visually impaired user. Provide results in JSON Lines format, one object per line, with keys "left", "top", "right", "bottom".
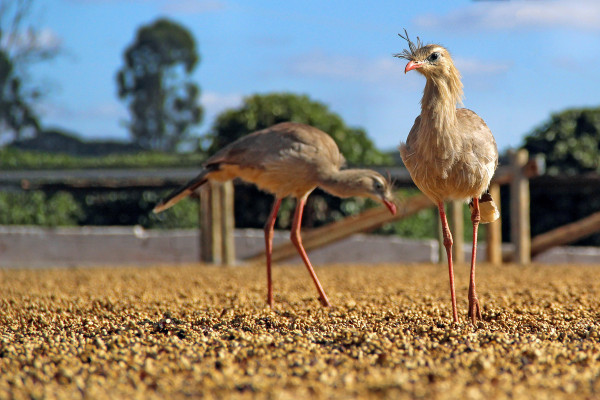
{"left": 153, "top": 122, "right": 397, "bottom": 308}
{"left": 395, "top": 30, "right": 499, "bottom": 325}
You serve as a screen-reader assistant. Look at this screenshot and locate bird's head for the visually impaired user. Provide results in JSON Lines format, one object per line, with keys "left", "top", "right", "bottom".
{"left": 320, "top": 169, "right": 397, "bottom": 215}
{"left": 393, "top": 29, "right": 455, "bottom": 79}
{"left": 354, "top": 171, "right": 397, "bottom": 215}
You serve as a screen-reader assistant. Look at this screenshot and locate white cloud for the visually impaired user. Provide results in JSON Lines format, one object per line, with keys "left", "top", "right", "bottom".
{"left": 35, "top": 102, "right": 70, "bottom": 119}
{"left": 161, "top": 0, "right": 227, "bottom": 14}
{"left": 36, "top": 100, "right": 127, "bottom": 120}
{"left": 67, "top": 0, "right": 227, "bottom": 12}
{"left": 287, "top": 51, "right": 510, "bottom": 84}
{"left": 454, "top": 57, "right": 511, "bottom": 75}
{"left": 39, "top": 94, "right": 241, "bottom": 128}
{"left": 201, "top": 91, "right": 243, "bottom": 115}
{"left": 0, "top": 28, "right": 61, "bottom": 54}
{"left": 415, "top": 0, "right": 600, "bottom": 31}
{"left": 66, "top": 0, "right": 152, "bottom": 3}
{"left": 33, "top": 29, "right": 62, "bottom": 51}
{"left": 287, "top": 51, "right": 402, "bottom": 84}
{"left": 82, "top": 102, "right": 128, "bottom": 119}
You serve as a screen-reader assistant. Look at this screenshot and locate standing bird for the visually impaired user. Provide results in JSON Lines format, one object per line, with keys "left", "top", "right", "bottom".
{"left": 395, "top": 30, "right": 499, "bottom": 325}
{"left": 153, "top": 122, "right": 397, "bottom": 308}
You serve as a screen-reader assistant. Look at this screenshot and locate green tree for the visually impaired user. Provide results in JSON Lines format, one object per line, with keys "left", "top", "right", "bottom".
{"left": 204, "top": 92, "right": 390, "bottom": 166}
{"left": 203, "top": 92, "right": 391, "bottom": 230}
{"left": 522, "top": 106, "right": 600, "bottom": 246}
{"left": 523, "top": 107, "right": 600, "bottom": 175}
{"left": 117, "top": 18, "right": 202, "bottom": 152}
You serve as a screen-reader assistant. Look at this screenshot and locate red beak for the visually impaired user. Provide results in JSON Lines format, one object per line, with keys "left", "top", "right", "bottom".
{"left": 405, "top": 60, "right": 422, "bottom": 74}
{"left": 384, "top": 200, "right": 397, "bottom": 216}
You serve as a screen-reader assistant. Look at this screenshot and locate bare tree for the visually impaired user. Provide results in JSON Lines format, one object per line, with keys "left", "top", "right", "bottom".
{"left": 0, "top": 0, "right": 60, "bottom": 142}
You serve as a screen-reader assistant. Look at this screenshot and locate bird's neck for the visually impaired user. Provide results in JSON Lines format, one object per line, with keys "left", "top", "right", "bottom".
{"left": 318, "top": 169, "right": 369, "bottom": 199}
{"left": 420, "top": 69, "right": 463, "bottom": 134}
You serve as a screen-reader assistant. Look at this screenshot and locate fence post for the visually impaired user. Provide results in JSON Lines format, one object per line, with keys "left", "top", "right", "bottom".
{"left": 486, "top": 183, "right": 502, "bottom": 264}
{"left": 199, "top": 181, "right": 235, "bottom": 264}
{"left": 509, "top": 149, "right": 531, "bottom": 264}
{"left": 199, "top": 182, "right": 222, "bottom": 263}
{"left": 220, "top": 181, "right": 235, "bottom": 265}
{"left": 450, "top": 201, "right": 465, "bottom": 264}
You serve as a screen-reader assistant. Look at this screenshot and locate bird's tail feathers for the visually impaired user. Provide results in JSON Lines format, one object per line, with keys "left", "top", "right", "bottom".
{"left": 471, "top": 191, "right": 499, "bottom": 224}
{"left": 153, "top": 171, "right": 209, "bottom": 213}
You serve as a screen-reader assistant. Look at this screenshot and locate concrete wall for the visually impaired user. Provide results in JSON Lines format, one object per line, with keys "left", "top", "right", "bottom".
{"left": 0, "top": 226, "right": 599, "bottom": 268}
{"left": 0, "top": 226, "right": 437, "bottom": 268}
{"left": 0, "top": 226, "right": 199, "bottom": 268}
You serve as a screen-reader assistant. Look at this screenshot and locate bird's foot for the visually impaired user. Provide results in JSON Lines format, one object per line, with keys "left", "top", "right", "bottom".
{"left": 468, "top": 295, "right": 483, "bottom": 326}
{"left": 319, "top": 296, "right": 332, "bottom": 307}
{"left": 451, "top": 312, "right": 459, "bottom": 324}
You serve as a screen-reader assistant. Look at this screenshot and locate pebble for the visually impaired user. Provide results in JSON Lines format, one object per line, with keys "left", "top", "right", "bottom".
{"left": 0, "top": 263, "right": 599, "bottom": 399}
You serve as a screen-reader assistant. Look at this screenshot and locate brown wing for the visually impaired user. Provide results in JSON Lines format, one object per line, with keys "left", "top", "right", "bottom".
{"left": 205, "top": 122, "right": 344, "bottom": 171}
{"left": 203, "top": 122, "right": 344, "bottom": 198}
{"left": 450, "top": 109, "right": 498, "bottom": 199}
{"left": 457, "top": 109, "right": 498, "bottom": 172}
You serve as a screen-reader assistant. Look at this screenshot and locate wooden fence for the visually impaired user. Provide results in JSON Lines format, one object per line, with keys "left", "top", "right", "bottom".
{"left": 246, "top": 149, "right": 543, "bottom": 265}
{"left": 9, "top": 148, "right": 600, "bottom": 266}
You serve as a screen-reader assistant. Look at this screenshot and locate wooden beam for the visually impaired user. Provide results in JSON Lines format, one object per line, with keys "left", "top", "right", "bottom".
{"left": 199, "top": 182, "right": 222, "bottom": 264}
{"left": 491, "top": 156, "right": 544, "bottom": 185}
{"left": 531, "top": 211, "right": 600, "bottom": 257}
{"left": 245, "top": 193, "right": 434, "bottom": 263}
{"left": 220, "top": 181, "right": 236, "bottom": 265}
{"left": 0, "top": 162, "right": 543, "bottom": 191}
{"left": 509, "top": 149, "right": 531, "bottom": 264}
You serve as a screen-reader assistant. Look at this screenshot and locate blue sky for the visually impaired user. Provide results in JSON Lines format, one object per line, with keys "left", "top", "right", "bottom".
{"left": 22, "top": 0, "right": 600, "bottom": 152}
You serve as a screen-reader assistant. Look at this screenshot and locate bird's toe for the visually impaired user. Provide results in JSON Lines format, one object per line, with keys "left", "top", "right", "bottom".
{"left": 319, "top": 297, "right": 332, "bottom": 307}
{"left": 468, "top": 297, "right": 483, "bottom": 326}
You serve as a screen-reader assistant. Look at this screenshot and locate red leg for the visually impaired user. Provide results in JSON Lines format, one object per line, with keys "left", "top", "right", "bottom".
{"left": 264, "top": 198, "right": 282, "bottom": 308}
{"left": 438, "top": 202, "right": 458, "bottom": 323}
{"left": 290, "top": 195, "right": 331, "bottom": 307}
{"left": 469, "top": 197, "right": 483, "bottom": 325}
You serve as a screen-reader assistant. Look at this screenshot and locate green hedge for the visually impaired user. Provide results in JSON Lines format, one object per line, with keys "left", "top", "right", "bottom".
{"left": 0, "top": 147, "right": 206, "bottom": 170}
{"left": 0, "top": 188, "right": 488, "bottom": 242}
{"left": 0, "top": 192, "right": 83, "bottom": 226}
{"left": 0, "top": 190, "right": 199, "bottom": 229}
{"left": 1, "top": 148, "right": 488, "bottom": 241}
{"left": 0, "top": 148, "right": 204, "bottom": 229}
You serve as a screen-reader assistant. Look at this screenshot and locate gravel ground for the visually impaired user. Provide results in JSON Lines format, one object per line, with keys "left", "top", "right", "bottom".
{"left": 1, "top": 262, "right": 600, "bottom": 399}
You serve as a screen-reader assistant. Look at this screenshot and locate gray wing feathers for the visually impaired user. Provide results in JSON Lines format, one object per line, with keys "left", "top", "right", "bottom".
{"left": 153, "top": 169, "right": 210, "bottom": 213}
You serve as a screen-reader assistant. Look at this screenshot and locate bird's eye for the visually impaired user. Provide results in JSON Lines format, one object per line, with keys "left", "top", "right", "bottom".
{"left": 428, "top": 52, "right": 440, "bottom": 62}
{"left": 373, "top": 179, "right": 384, "bottom": 191}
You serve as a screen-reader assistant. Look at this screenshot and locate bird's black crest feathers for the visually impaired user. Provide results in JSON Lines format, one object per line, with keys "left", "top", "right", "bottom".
{"left": 393, "top": 28, "right": 424, "bottom": 61}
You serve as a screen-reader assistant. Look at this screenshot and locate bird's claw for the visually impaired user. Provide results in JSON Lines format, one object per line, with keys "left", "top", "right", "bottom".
{"left": 468, "top": 296, "right": 483, "bottom": 326}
